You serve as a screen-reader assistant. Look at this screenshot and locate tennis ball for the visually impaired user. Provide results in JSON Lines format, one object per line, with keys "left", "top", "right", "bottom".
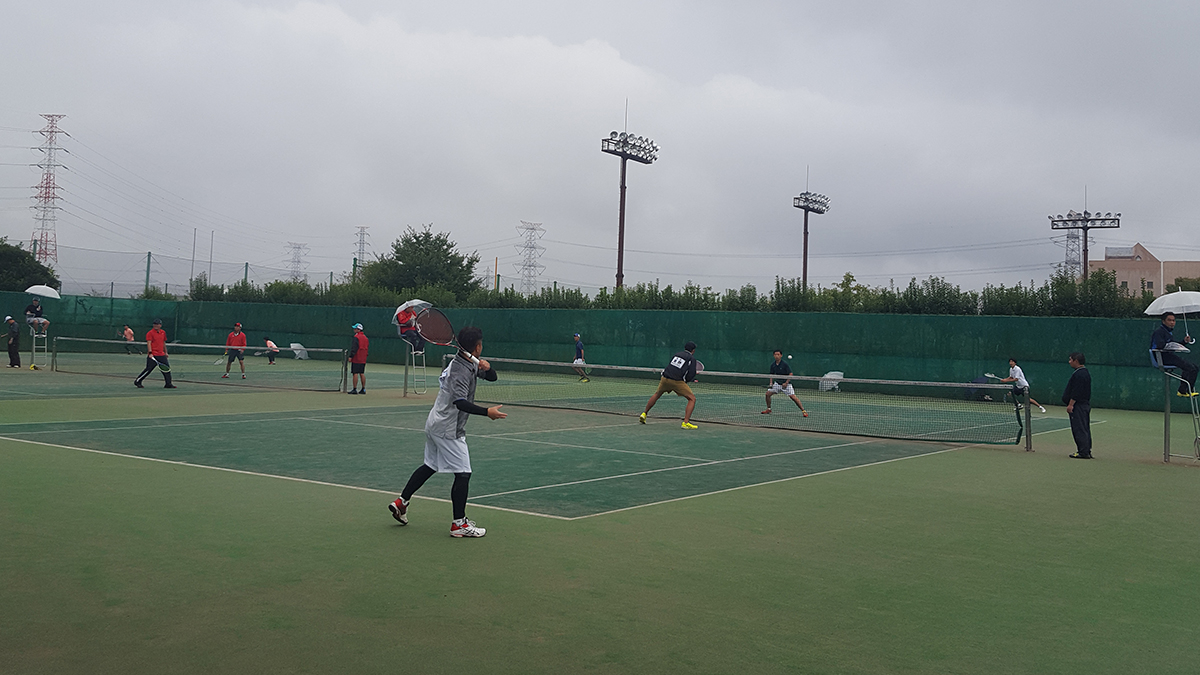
{"left": 787, "top": 354, "right": 792, "bottom": 359}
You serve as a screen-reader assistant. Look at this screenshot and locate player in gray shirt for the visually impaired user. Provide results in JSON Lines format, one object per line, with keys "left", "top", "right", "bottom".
{"left": 388, "top": 326, "right": 505, "bottom": 537}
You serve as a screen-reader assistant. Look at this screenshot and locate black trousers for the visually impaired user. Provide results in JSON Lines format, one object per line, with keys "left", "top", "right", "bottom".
{"left": 136, "top": 355, "right": 172, "bottom": 386}
{"left": 1069, "top": 402, "right": 1092, "bottom": 456}
{"left": 1161, "top": 353, "right": 1199, "bottom": 394}
{"left": 8, "top": 341, "right": 20, "bottom": 367}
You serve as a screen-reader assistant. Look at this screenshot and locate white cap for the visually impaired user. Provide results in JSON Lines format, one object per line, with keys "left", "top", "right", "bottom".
{"left": 3, "top": 316, "right": 10, "bottom": 321}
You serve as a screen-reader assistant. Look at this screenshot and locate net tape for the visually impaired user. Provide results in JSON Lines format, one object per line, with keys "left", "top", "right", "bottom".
{"left": 448, "top": 356, "right": 1022, "bottom": 445}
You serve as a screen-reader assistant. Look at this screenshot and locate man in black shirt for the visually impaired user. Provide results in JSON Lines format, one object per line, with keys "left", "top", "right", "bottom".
{"left": 6, "top": 316, "right": 20, "bottom": 368}
{"left": 761, "top": 350, "right": 807, "bottom": 417}
{"left": 1150, "top": 312, "right": 1198, "bottom": 397}
{"left": 1062, "top": 352, "right": 1092, "bottom": 459}
{"left": 640, "top": 341, "right": 699, "bottom": 429}
{"left": 24, "top": 297, "right": 49, "bottom": 335}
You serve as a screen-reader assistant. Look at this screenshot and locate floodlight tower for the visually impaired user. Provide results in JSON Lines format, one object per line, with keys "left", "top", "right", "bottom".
{"left": 792, "top": 191, "right": 830, "bottom": 293}
{"left": 601, "top": 130, "right": 659, "bottom": 288}
{"left": 30, "top": 114, "right": 66, "bottom": 265}
{"left": 1048, "top": 209, "right": 1120, "bottom": 280}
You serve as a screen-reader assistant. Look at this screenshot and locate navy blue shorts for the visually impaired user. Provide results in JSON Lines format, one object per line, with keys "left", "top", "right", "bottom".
{"left": 351, "top": 362, "right": 366, "bottom": 374}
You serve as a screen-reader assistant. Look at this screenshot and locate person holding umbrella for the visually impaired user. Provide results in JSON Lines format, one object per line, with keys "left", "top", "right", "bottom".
{"left": 1151, "top": 312, "right": 1198, "bottom": 397}
{"left": 393, "top": 299, "right": 429, "bottom": 355}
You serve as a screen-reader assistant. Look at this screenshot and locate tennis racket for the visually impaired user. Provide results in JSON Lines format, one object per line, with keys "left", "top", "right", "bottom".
{"left": 213, "top": 352, "right": 226, "bottom": 366}
{"left": 984, "top": 372, "right": 997, "bottom": 379}
{"left": 415, "top": 308, "right": 480, "bottom": 364}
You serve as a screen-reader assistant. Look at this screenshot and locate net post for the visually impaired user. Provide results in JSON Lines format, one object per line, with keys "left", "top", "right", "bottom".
{"left": 1165, "top": 370, "right": 1172, "bottom": 463}
{"left": 340, "top": 350, "right": 348, "bottom": 393}
{"left": 51, "top": 336, "right": 58, "bottom": 372}
{"left": 1024, "top": 388, "right": 1033, "bottom": 452}
{"left": 403, "top": 345, "right": 410, "bottom": 398}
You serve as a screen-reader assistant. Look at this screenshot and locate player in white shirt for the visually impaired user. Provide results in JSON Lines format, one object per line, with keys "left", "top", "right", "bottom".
{"left": 1000, "top": 358, "right": 1046, "bottom": 413}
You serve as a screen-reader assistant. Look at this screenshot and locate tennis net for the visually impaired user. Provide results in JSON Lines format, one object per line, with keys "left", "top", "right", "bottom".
{"left": 53, "top": 337, "right": 348, "bottom": 392}
{"left": 456, "top": 356, "right": 1022, "bottom": 444}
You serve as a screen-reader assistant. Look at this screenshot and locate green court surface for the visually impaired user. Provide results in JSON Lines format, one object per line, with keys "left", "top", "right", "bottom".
{"left": 2, "top": 365, "right": 1199, "bottom": 674}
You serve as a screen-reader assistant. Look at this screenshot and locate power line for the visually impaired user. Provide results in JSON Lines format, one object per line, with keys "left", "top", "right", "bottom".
{"left": 540, "top": 236, "right": 1058, "bottom": 260}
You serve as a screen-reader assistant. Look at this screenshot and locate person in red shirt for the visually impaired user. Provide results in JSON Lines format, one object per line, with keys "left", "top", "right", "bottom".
{"left": 223, "top": 322, "right": 248, "bottom": 379}
{"left": 134, "top": 319, "right": 175, "bottom": 389}
{"left": 395, "top": 306, "right": 425, "bottom": 355}
{"left": 349, "top": 323, "right": 369, "bottom": 394}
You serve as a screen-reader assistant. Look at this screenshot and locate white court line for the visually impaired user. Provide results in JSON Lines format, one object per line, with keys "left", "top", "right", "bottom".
{"left": 0, "top": 434, "right": 569, "bottom": 520}
{"left": 7, "top": 407, "right": 432, "bottom": 436}
{"left": 481, "top": 421, "right": 647, "bottom": 437}
{"left": 0, "top": 404, "right": 428, "bottom": 429}
{"left": 0, "top": 388, "right": 53, "bottom": 397}
{"left": 470, "top": 438, "right": 877, "bottom": 499}
{"left": 567, "top": 419, "right": 1108, "bottom": 519}
{"left": 303, "top": 416, "right": 708, "bottom": 462}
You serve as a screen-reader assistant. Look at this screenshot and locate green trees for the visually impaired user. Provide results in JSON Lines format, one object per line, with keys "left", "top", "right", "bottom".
{"left": 358, "top": 225, "right": 481, "bottom": 302}
{"left": 0, "top": 238, "right": 60, "bottom": 292}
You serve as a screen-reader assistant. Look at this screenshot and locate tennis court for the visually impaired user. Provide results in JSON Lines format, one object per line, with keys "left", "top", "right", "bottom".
{"left": 0, "top": 364, "right": 1072, "bottom": 519}
{"left": 4, "top": 363, "right": 1199, "bottom": 675}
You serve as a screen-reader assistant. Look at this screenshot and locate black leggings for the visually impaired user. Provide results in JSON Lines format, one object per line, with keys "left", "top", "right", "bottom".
{"left": 401, "top": 465, "right": 472, "bottom": 520}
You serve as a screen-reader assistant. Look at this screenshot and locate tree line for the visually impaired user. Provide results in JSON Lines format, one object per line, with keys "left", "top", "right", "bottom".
{"left": 0, "top": 226, "right": 1131, "bottom": 319}
{"left": 167, "top": 226, "right": 1161, "bottom": 318}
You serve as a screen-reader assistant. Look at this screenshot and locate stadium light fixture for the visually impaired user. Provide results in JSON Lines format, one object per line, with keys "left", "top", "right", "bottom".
{"left": 601, "top": 129, "right": 659, "bottom": 288}
{"left": 1048, "top": 209, "right": 1120, "bottom": 280}
{"left": 793, "top": 191, "right": 831, "bottom": 295}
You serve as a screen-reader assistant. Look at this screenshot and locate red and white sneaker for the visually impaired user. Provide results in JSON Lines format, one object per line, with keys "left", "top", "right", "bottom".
{"left": 221, "top": 374, "right": 229, "bottom": 379}
{"left": 450, "top": 518, "right": 485, "bottom": 538}
{"left": 388, "top": 498, "right": 408, "bottom": 525}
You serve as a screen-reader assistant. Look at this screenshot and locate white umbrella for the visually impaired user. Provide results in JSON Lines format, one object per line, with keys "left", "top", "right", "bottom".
{"left": 1144, "top": 290, "right": 1200, "bottom": 316}
{"left": 25, "top": 284, "right": 61, "bottom": 299}
{"left": 1145, "top": 290, "right": 1200, "bottom": 337}
{"left": 392, "top": 299, "right": 431, "bottom": 325}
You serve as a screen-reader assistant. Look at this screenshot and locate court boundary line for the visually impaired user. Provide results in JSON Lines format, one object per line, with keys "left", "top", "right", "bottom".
{"left": 0, "top": 418, "right": 1099, "bottom": 523}
{"left": 303, "top": 416, "right": 710, "bottom": 462}
{"left": 0, "top": 434, "right": 570, "bottom": 520}
{"left": 568, "top": 420, "right": 1103, "bottom": 519}
{"left": 469, "top": 437, "right": 881, "bottom": 500}
{"left": 0, "top": 404, "right": 430, "bottom": 430}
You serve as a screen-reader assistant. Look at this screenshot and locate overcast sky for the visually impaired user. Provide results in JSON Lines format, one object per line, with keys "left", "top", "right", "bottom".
{"left": 2, "top": 1, "right": 1198, "bottom": 296}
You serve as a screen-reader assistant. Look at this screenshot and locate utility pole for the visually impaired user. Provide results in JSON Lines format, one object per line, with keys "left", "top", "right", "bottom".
{"left": 30, "top": 114, "right": 65, "bottom": 265}
{"left": 514, "top": 221, "right": 546, "bottom": 295}
{"left": 286, "top": 242, "right": 310, "bottom": 282}
{"left": 354, "top": 226, "right": 371, "bottom": 263}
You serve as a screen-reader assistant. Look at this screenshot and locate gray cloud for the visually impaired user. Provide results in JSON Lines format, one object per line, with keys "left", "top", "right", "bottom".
{"left": 1, "top": 1, "right": 1197, "bottom": 295}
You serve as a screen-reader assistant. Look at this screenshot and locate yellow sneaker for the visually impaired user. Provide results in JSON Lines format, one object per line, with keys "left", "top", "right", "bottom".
{"left": 639, "top": 412, "right": 647, "bottom": 424}
{"left": 681, "top": 421, "right": 698, "bottom": 429}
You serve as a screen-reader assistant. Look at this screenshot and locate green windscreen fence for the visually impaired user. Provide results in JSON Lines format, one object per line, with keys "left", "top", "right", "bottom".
{"left": 0, "top": 291, "right": 1180, "bottom": 411}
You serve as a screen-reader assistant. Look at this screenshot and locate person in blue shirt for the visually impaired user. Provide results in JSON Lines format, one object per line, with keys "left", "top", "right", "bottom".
{"left": 1151, "top": 312, "right": 1198, "bottom": 397}
{"left": 571, "top": 332, "right": 589, "bottom": 383}
{"left": 761, "top": 350, "right": 807, "bottom": 417}
{"left": 1062, "top": 352, "right": 1093, "bottom": 459}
